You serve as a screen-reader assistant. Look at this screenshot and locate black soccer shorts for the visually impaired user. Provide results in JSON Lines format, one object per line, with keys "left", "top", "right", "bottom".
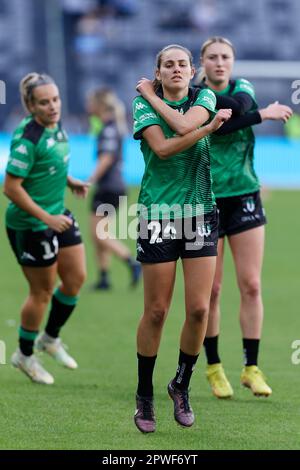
{"left": 136, "top": 208, "right": 219, "bottom": 263}
{"left": 216, "top": 191, "right": 267, "bottom": 238}
{"left": 6, "top": 209, "right": 82, "bottom": 267}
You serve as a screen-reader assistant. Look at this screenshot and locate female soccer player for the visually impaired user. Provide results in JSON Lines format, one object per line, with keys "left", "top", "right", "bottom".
{"left": 198, "top": 37, "right": 292, "bottom": 399}
{"left": 86, "top": 88, "right": 141, "bottom": 290}
{"left": 133, "top": 44, "right": 231, "bottom": 433}
{"left": 139, "top": 37, "right": 293, "bottom": 400}
{"left": 4, "top": 73, "right": 89, "bottom": 385}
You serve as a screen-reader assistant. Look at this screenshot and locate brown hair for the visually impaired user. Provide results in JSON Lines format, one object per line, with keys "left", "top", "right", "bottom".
{"left": 196, "top": 36, "right": 235, "bottom": 84}
{"left": 19, "top": 73, "right": 56, "bottom": 112}
{"left": 152, "top": 44, "right": 194, "bottom": 92}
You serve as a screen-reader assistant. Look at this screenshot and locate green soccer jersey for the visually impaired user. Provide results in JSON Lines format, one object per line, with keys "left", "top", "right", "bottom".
{"left": 133, "top": 88, "right": 216, "bottom": 219}
{"left": 208, "top": 78, "right": 260, "bottom": 198}
{"left": 5, "top": 116, "right": 70, "bottom": 231}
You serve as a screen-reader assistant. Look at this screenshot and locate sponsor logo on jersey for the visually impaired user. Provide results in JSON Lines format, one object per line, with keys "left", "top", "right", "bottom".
{"left": 236, "top": 79, "right": 255, "bottom": 97}
{"left": 15, "top": 144, "right": 28, "bottom": 155}
{"left": 139, "top": 112, "right": 158, "bottom": 123}
{"left": 206, "top": 89, "right": 216, "bottom": 97}
{"left": 201, "top": 96, "right": 215, "bottom": 109}
{"left": 9, "top": 158, "right": 28, "bottom": 170}
{"left": 239, "top": 78, "right": 251, "bottom": 85}
{"left": 49, "top": 166, "right": 56, "bottom": 175}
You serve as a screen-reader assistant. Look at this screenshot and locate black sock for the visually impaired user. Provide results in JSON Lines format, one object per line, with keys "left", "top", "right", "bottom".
{"left": 137, "top": 353, "right": 157, "bottom": 398}
{"left": 45, "top": 289, "right": 78, "bottom": 338}
{"left": 99, "top": 269, "right": 109, "bottom": 282}
{"left": 173, "top": 349, "right": 199, "bottom": 390}
{"left": 243, "top": 338, "right": 260, "bottom": 366}
{"left": 204, "top": 335, "right": 221, "bottom": 365}
{"left": 19, "top": 327, "right": 38, "bottom": 356}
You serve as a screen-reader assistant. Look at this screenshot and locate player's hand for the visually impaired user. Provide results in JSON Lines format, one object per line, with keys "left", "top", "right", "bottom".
{"left": 68, "top": 177, "right": 90, "bottom": 198}
{"left": 46, "top": 214, "right": 73, "bottom": 233}
{"left": 208, "top": 108, "right": 232, "bottom": 132}
{"left": 260, "top": 101, "right": 293, "bottom": 123}
{"left": 136, "top": 78, "right": 155, "bottom": 99}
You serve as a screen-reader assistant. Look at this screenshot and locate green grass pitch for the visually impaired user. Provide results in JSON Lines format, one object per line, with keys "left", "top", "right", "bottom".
{"left": 0, "top": 188, "right": 299, "bottom": 450}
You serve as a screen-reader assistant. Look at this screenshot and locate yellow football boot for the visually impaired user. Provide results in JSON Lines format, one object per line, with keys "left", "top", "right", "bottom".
{"left": 241, "top": 366, "right": 272, "bottom": 397}
{"left": 206, "top": 363, "right": 234, "bottom": 399}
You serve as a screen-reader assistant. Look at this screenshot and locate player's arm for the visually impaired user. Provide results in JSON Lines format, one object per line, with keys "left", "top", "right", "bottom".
{"left": 136, "top": 78, "right": 210, "bottom": 135}
{"left": 215, "top": 92, "right": 254, "bottom": 115}
{"left": 3, "top": 173, "right": 72, "bottom": 233}
{"left": 142, "top": 109, "right": 231, "bottom": 159}
{"left": 215, "top": 102, "right": 293, "bottom": 135}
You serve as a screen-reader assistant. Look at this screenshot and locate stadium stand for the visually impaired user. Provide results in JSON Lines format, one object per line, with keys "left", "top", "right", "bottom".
{"left": 0, "top": 0, "right": 299, "bottom": 133}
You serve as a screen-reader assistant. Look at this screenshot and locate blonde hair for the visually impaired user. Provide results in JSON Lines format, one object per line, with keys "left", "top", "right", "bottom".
{"left": 19, "top": 73, "right": 56, "bottom": 112}
{"left": 196, "top": 36, "right": 235, "bottom": 84}
{"left": 152, "top": 44, "right": 194, "bottom": 92}
{"left": 88, "top": 88, "right": 128, "bottom": 135}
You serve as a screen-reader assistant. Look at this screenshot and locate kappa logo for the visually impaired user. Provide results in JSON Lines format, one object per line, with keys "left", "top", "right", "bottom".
{"left": 46, "top": 137, "right": 56, "bottom": 149}
{"left": 21, "top": 252, "right": 36, "bottom": 261}
{"left": 15, "top": 144, "right": 28, "bottom": 155}
{"left": 137, "top": 243, "right": 144, "bottom": 253}
{"left": 135, "top": 102, "right": 146, "bottom": 111}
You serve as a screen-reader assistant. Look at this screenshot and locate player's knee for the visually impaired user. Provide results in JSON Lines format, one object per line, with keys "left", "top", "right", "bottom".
{"left": 31, "top": 285, "right": 53, "bottom": 304}
{"left": 62, "top": 269, "right": 87, "bottom": 296}
{"left": 241, "top": 278, "right": 261, "bottom": 300}
{"left": 148, "top": 306, "right": 168, "bottom": 328}
{"left": 75, "top": 268, "right": 87, "bottom": 289}
{"left": 210, "top": 281, "right": 222, "bottom": 303}
{"left": 188, "top": 305, "right": 208, "bottom": 324}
